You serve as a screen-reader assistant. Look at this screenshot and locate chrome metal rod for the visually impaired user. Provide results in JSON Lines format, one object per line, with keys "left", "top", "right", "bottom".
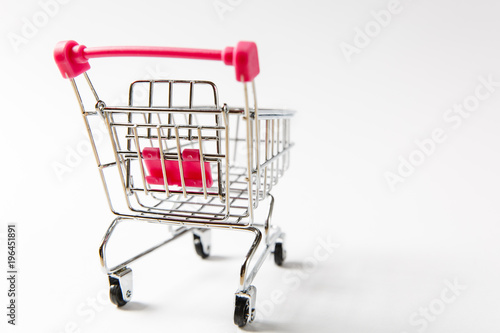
{"left": 108, "top": 227, "right": 190, "bottom": 273}
{"left": 239, "top": 227, "right": 262, "bottom": 289}
{"left": 257, "top": 144, "right": 294, "bottom": 171}
{"left": 241, "top": 229, "right": 282, "bottom": 291}
{"left": 99, "top": 218, "right": 191, "bottom": 274}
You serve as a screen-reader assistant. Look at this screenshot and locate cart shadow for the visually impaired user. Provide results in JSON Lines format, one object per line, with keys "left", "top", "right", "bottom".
{"left": 240, "top": 321, "right": 284, "bottom": 332}
{"left": 240, "top": 320, "right": 301, "bottom": 332}
{"left": 205, "top": 255, "right": 232, "bottom": 261}
{"left": 280, "top": 261, "right": 305, "bottom": 270}
{"left": 118, "top": 302, "right": 150, "bottom": 311}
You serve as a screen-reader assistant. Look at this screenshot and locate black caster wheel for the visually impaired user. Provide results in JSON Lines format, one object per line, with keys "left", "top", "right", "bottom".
{"left": 234, "top": 286, "right": 256, "bottom": 327}
{"left": 274, "top": 242, "right": 286, "bottom": 266}
{"left": 108, "top": 268, "right": 132, "bottom": 307}
{"left": 234, "top": 296, "right": 251, "bottom": 327}
{"left": 109, "top": 282, "right": 128, "bottom": 307}
{"left": 193, "top": 230, "right": 210, "bottom": 259}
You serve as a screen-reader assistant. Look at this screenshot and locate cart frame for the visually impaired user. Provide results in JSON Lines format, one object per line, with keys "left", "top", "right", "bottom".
{"left": 55, "top": 40, "right": 294, "bottom": 327}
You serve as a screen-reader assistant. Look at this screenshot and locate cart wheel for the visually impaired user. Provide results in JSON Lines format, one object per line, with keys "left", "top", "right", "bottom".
{"left": 109, "top": 283, "right": 128, "bottom": 307}
{"left": 193, "top": 230, "right": 211, "bottom": 259}
{"left": 108, "top": 267, "right": 132, "bottom": 307}
{"left": 234, "top": 286, "right": 256, "bottom": 327}
{"left": 274, "top": 242, "right": 286, "bottom": 266}
{"left": 234, "top": 296, "right": 251, "bottom": 327}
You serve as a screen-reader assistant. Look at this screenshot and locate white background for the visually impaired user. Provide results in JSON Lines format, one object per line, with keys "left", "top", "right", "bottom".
{"left": 1, "top": 0, "right": 500, "bottom": 332}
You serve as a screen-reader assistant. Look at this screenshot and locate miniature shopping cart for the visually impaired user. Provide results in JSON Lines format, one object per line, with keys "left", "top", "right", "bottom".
{"left": 54, "top": 40, "right": 294, "bottom": 327}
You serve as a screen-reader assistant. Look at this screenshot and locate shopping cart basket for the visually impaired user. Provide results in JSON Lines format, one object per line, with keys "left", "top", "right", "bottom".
{"left": 54, "top": 40, "right": 295, "bottom": 327}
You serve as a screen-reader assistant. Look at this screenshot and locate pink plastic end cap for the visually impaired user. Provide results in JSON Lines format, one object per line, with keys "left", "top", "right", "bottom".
{"left": 222, "top": 41, "right": 260, "bottom": 82}
{"left": 54, "top": 40, "right": 90, "bottom": 79}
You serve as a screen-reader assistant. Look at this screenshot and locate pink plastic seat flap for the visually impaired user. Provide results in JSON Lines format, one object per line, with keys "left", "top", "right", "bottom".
{"left": 142, "top": 148, "right": 213, "bottom": 188}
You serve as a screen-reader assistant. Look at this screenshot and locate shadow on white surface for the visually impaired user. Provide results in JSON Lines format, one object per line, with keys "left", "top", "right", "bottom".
{"left": 240, "top": 320, "right": 303, "bottom": 332}
{"left": 117, "top": 302, "right": 151, "bottom": 312}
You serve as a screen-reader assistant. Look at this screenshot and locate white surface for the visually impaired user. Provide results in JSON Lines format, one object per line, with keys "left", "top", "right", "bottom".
{"left": 1, "top": 0, "right": 500, "bottom": 332}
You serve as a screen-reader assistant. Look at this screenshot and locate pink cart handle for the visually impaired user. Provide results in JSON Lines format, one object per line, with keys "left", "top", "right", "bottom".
{"left": 54, "top": 40, "right": 259, "bottom": 82}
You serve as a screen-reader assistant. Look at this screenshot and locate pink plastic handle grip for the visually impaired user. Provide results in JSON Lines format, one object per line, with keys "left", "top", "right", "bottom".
{"left": 54, "top": 40, "right": 259, "bottom": 82}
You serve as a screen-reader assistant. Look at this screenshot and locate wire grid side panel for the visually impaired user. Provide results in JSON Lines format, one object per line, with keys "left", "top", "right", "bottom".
{"left": 103, "top": 80, "right": 251, "bottom": 222}
{"left": 107, "top": 111, "right": 236, "bottom": 221}
{"left": 129, "top": 80, "right": 219, "bottom": 109}
{"left": 254, "top": 116, "right": 291, "bottom": 201}
{"left": 227, "top": 111, "right": 292, "bottom": 206}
